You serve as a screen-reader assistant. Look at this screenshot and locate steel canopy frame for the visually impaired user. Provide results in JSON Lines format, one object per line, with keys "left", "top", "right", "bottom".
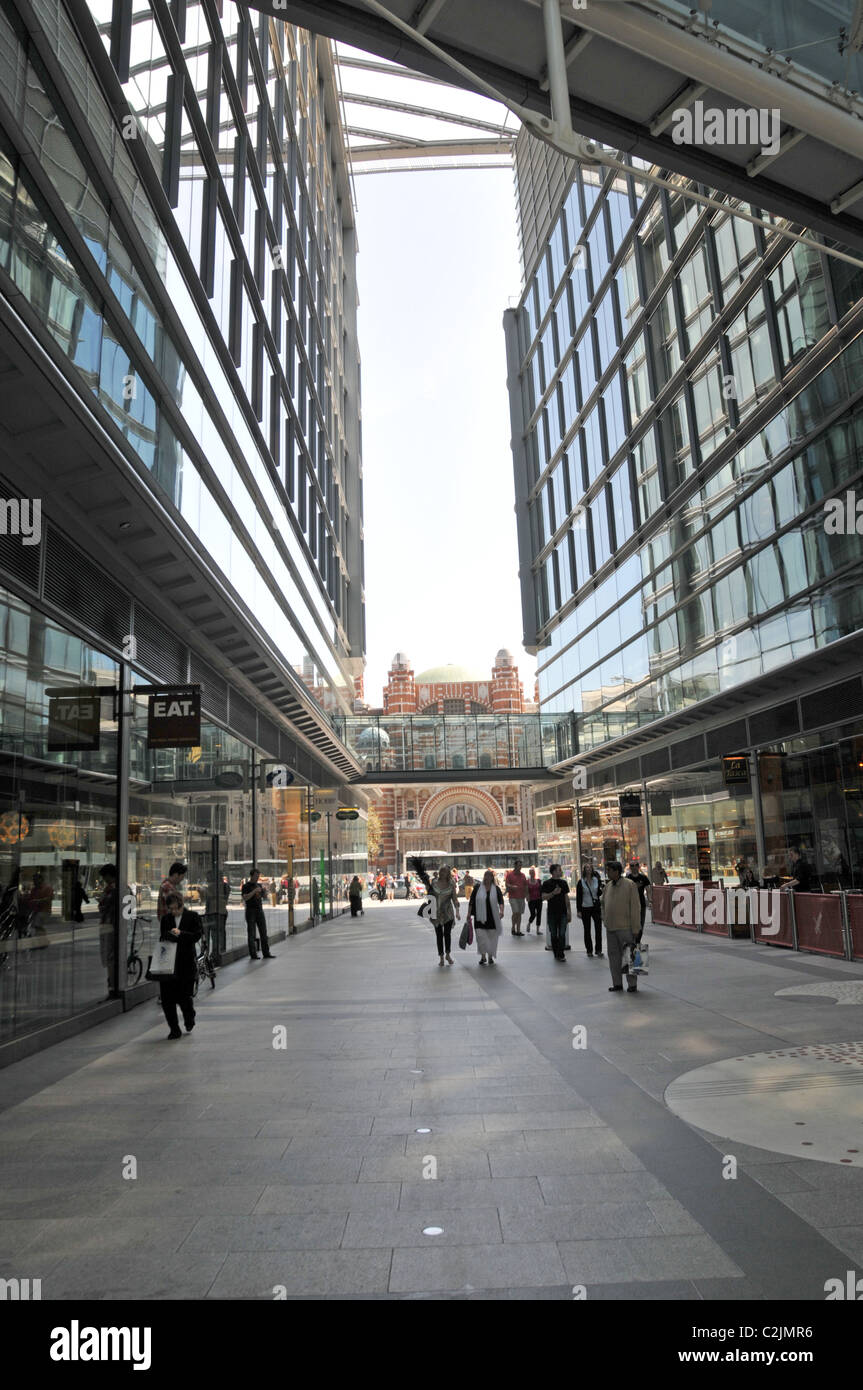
{"left": 256, "top": 0, "right": 863, "bottom": 259}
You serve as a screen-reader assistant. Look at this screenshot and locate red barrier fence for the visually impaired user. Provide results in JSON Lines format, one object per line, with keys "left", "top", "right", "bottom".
{"left": 793, "top": 893, "right": 845, "bottom": 957}
{"left": 651, "top": 886, "right": 862, "bottom": 957}
{"left": 848, "top": 896, "right": 863, "bottom": 961}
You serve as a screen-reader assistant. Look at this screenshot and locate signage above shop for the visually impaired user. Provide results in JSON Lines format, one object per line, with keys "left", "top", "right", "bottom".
{"left": 555, "top": 806, "right": 574, "bottom": 829}
{"left": 649, "top": 792, "right": 672, "bottom": 817}
{"left": 146, "top": 686, "right": 201, "bottom": 749}
{"left": 723, "top": 755, "right": 749, "bottom": 785}
{"left": 335, "top": 808, "right": 360, "bottom": 821}
{"left": 48, "top": 694, "right": 101, "bottom": 752}
{"left": 581, "top": 807, "right": 601, "bottom": 829}
{"left": 619, "top": 792, "right": 642, "bottom": 819}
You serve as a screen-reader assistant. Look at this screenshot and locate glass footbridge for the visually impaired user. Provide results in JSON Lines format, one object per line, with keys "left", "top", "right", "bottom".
{"left": 335, "top": 712, "right": 574, "bottom": 783}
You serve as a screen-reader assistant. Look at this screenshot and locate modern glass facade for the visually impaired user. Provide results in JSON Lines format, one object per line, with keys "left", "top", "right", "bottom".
{"left": 505, "top": 128, "right": 863, "bottom": 902}
{"left": 0, "top": 1, "right": 369, "bottom": 1051}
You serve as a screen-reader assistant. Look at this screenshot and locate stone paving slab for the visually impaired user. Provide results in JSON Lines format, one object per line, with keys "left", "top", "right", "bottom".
{"left": 3, "top": 902, "right": 863, "bottom": 1299}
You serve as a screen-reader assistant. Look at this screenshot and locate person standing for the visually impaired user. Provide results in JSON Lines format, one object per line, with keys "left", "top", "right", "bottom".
{"left": 158, "top": 862, "right": 187, "bottom": 920}
{"left": 786, "top": 847, "right": 814, "bottom": 892}
{"left": 650, "top": 862, "right": 668, "bottom": 887}
{"left": 158, "top": 889, "right": 202, "bottom": 1039}
{"left": 626, "top": 861, "right": 651, "bottom": 935}
{"left": 386, "top": 873, "right": 395, "bottom": 902}
{"left": 242, "top": 868, "right": 276, "bottom": 959}
{"left": 462, "top": 870, "right": 475, "bottom": 900}
{"left": 429, "top": 865, "right": 460, "bottom": 966}
{"left": 541, "top": 864, "right": 571, "bottom": 962}
{"left": 603, "top": 861, "right": 642, "bottom": 993}
{"left": 97, "top": 863, "right": 118, "bottom": 993}
{"left": 505, "top": 860, "right": 528, "bottom": 937}
{"left": 576, "top": 864, "right": 603, "bottom": 958}
{"left": 349, "top": 875, "right": 363, "bottom": 917}
{"left": 526, "top": 868, "right": 543, "bottom": 933}
{"left": 404, "top": 871, "right": 412, "bottom": 900}
{"left": 468, "top": 869, "right": 504, "bottom": 965}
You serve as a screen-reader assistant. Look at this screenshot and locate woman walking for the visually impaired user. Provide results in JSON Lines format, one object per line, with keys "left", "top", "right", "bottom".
{"left": 411, "top": 858, "right": 460, "bottom": 966}
{"left": 467, "top": 869, "right": 504, "bottom": 966}
{"left": 349, "top": 875, "right": 363, "bottom": 917}
{"left": 526, "top": 867, "right": 543, "bottom": 933}
{"left": 158, "top": 890, "right": 202, "bottom": 1039}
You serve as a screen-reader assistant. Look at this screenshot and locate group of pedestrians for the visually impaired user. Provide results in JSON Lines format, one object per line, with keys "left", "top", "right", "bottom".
{"left": 409, "top": 856, "right": 649, "bottom": 993}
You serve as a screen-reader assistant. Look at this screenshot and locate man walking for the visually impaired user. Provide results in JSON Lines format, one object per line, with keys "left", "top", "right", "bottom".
{"left": 603, "top": 861, "right": 642, "bottom": 993}
{"left": 541, "top": 863, "right": 571, "bottom": 962}
{"left": 158, "top": 862, "right": 187, "bottom": 920}
{"left": 242, "top": 867, "right": 276, "bottom": 960}
{"left": 505, "top": 859, "right": 528, "bottom": 937}
{"left": 576, "top": 863, "right": 603, "bottom": 958}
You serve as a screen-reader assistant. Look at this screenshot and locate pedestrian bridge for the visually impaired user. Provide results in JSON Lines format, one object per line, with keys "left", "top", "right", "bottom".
{"left": 335, "top": 712, "right": 573, "bottom": 782}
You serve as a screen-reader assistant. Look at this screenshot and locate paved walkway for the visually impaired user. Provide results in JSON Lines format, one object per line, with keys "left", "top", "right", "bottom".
{"left": 2, "top": 901, "right": 863, "bottom": 1300}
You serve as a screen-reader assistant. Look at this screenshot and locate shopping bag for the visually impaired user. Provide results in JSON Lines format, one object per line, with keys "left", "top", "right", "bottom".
{"left": 458, "top": 917, "right": 474, "bottom": 950}
{"left": 623, "top": 942, "right": 649, "bottom": 975}
{"left": 146, "top": 940, "right": 177, "bottom": 978}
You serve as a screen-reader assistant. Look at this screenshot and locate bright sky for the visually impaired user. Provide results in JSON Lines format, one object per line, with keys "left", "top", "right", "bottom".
{"left": 354, "top": 166, "right": 537, "bottom": 706}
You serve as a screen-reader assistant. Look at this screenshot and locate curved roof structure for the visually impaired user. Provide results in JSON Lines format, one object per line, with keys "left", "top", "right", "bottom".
{"left": 254, "top": 0, "right": 863, "bottom": 254}
{"left": 415, "top": 663, "right": 488, "bottom": 683}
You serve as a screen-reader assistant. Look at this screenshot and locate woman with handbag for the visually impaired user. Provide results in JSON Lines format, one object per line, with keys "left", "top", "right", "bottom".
{"left": 409, "top": 858, "right": 460, "bottom": 966}
{"left": 159, "top": 890, "right": 202, "bottom": 1039}
{"left": 468, "top": 869, "right": 504, "bottom": 966}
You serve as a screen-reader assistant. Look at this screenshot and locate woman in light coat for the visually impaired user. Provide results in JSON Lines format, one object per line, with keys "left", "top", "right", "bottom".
{"left": 468, "top": 869, "right": 504, "bottom": 966}
{"left": 412, "top": 859, "right": 461, "bottom": 966}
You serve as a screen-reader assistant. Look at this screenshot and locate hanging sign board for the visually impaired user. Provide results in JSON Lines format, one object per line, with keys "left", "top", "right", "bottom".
{"left": 48, "top": 695, "right": 101, "bottom": 752}
{"left": 723, "top": 755, "right": 749, "bottom": 785}
{"left": 555, "top": 806, "right": 574, "bottom": 829}
{"left": 335, "top": 808, "right": 360, "bottom": 821}
{"left": 147, "top": 686, "right": 201, "bottom": 749}
{"left": 619, "top": 792, "right": 642, "bottom": 819}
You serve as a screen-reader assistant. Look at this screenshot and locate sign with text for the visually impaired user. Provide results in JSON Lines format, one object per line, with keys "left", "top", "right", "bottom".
{"left": 146, "top": 686, "right": 201, "bottom": 749}
{"left": 696, "top": 828, "right": 712, "bottom": 881}
{"left": 619, "top": 792, "right": 642, "bottom": 819}
{"left": 335, "top": 808, "right": 360, "bottom": 821}
{"left": 723, "top": 755, "right": 749, "bottom": 785}
{"left": 48, "top": 695, "right": 101, "bottom": 751}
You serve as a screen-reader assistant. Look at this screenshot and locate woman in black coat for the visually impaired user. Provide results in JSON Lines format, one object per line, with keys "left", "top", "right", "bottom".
{"left": 159, "top": 890, "right": 203, "bottom": 1039}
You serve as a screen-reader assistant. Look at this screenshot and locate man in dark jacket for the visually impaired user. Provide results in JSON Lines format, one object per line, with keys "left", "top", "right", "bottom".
{"left": 242, "top": 868, "right": 276, "bottom": 959}
{"left": 159, "top": 890, "right": 202, "bottom": 1038}
{"left": 787, "top": 848, "right": 813, "bottom": 893}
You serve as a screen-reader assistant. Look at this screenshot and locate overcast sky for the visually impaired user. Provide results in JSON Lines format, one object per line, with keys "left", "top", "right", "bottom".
{"left": 354, "top": 166, "right": 537, "bottom": 706}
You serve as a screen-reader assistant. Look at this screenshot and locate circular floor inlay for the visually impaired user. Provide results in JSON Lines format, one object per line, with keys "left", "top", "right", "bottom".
{"left": 665, "top": 1041, "right": 863, "bottom": 1166}
{"left": 775, "top": 981, "right": 863, "bottom": 1007}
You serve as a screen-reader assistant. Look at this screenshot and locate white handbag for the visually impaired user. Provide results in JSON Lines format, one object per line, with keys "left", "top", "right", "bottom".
{"left": 147, "top": 940, "right": 177, "bottom": 976}
{"left": 623, "top": 942, "right": 649, "bottom": 975}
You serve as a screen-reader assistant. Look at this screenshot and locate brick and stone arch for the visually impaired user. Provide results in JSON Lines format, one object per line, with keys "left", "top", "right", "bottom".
{"left": 419, "top": 785, "right": 504, "bottom": 830}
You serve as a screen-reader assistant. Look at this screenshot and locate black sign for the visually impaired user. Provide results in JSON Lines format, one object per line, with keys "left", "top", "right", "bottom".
{"left": 619, "top": 793, "right": 642, "bottom": 819}
{"left": 723, "top": 755, "right": 749, "bottom": 785}
{"left": 147, "top": 686, "right": 201, "bottom": 749}
{"left": 48, "top": 695, "right": 101, "bottom": 751}
{"left": 649, "top": 792, "right": 672, "bottom": 817}
{"left": 335, "top": 808, "right": 360, "bottom": 821}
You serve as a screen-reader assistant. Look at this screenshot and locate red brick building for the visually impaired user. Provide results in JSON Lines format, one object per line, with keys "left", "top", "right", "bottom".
{"left": 367, "top": 651, "right": 537, "bottom": 873}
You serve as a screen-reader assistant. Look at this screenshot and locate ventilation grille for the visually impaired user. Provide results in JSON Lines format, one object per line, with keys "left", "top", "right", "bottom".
{"left": 257, "top": 713, "right": 279, "bottom": 757}
{"left": 705, "top": 719, "right": 748, "bottom": 759}
{"left": 228, "top": 688, "right": 258, "bottom": 743}
{"left": 44, "top": 526, "right": 130, "bottom": 647}
{"left": 641, "top": 747, "right": 670, "bottom": 777}
{"left": 801, "top": 680, "right": 863, "bottom": 732}
{"left": 750, "top": 700, "right": 799, "bottom": 745}
{"left": 670, "top": 734, "right": 706, "bottom": 770}
{"left": 0, "top": 479, "right": 41, "bottom": 592}
{"left": 133, "top": 604, "right": 187, "bottom": 685}
{"left": 190, "top": 652, "right": 228, "bottom": 725}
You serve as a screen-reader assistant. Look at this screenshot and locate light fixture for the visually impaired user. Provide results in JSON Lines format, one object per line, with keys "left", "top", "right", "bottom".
{"left": 422, "top": 1226, "right": 443, "bottom": 1236}
{"left": 415, "top": 1127, "right": 431, "bottom": 1134}
{"left": 118, "top": 521, "right": 131, "bottom": 530}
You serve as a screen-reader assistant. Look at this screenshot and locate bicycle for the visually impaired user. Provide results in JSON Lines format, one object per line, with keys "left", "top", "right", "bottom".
{"left": 193, "top": 929, "right": 217, "bottom": 995}
{"left": 126, "top": 913, "right": 147, "bottom": 987}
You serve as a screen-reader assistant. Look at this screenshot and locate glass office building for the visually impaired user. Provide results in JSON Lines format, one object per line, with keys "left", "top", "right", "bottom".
{"left": 0, "top": 1, "right": 368, "bottom": 1053}
{"left": 505, "top": 128, "right": 863, "bottom": 890}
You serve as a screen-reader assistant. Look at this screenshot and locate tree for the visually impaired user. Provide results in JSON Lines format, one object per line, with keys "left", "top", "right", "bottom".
{"left": 366, "top": 802, "right": 382, "bottom": 861}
